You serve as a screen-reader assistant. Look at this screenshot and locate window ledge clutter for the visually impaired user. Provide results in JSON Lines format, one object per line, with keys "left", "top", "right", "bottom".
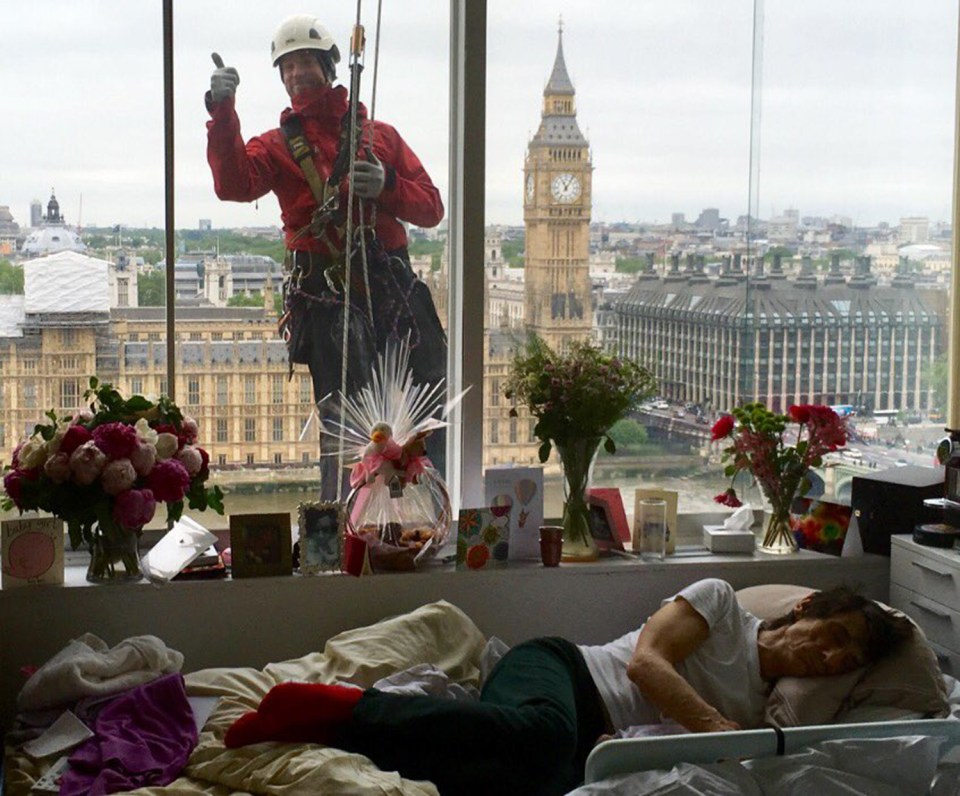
{"left": 1, "top": 377, "right": 225, "bottom": 583}
{"left": 505, "top": 335, "right": 656, "bottom": 562}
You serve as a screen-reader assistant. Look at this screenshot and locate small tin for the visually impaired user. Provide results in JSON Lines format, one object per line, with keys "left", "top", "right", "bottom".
{"left": 913, "top": 523, "right": 960, "bottom": 548}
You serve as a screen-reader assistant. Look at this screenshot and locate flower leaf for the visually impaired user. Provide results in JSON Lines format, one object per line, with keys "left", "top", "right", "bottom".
{"left": 538, "top": 440, "right": 552, "bottom": 463}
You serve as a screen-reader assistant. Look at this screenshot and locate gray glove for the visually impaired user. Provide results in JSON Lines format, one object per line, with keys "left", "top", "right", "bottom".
{"left": 210, "top": 52, "right": 239, "bottom": 103}
{"left": 352, "top": 150, "right": 386, "bottom": 199}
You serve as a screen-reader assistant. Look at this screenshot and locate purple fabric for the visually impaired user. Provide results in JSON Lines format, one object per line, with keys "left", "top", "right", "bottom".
{"left": 59, "top": 673, "right": 198, "bottom": 795}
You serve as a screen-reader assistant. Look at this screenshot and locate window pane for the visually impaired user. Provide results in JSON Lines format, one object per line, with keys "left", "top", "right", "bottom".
{"left": 0, "top": 5, "right": 164, "bottom": 473}
{"left": 485, "top": 2, "right": 956, "bottom": 528}
{"left": 171, "top": 2, "right": 450, "bottom": 511}
{"left": 486, "top": 3, "right": 753, "bottom": 522}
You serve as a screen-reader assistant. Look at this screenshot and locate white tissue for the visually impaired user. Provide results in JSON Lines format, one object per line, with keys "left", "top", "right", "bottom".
{"left": 722, "top": 504, "right": 755, "bottom": 530}
{"left": 140, "top": 517, "right": 217, "bottom": 584}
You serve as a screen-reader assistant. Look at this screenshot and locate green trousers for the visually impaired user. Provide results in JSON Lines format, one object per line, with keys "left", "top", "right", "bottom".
{"left": 339, "top": 637, "right": 607, "bottom": 796}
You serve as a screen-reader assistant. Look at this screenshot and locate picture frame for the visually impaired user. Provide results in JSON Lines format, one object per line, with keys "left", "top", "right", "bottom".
{"left": 298, "top": 501, "right": 345, "bottom": 574}
{"left": 586, "top": 488, "right": 628, "bottom": 552}
{"left": 229, "top": 513, "right": 293, "bottom": 578}
{"left": 632, "top": 488, "right": 679, "bottom": 554}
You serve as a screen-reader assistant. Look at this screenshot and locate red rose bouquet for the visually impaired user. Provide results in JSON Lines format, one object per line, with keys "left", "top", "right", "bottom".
{"left": 2, "top": 377, "right": 225, "bottom": 581}
{"left": 711, "top": 403, "right": 847, "bottom": 551}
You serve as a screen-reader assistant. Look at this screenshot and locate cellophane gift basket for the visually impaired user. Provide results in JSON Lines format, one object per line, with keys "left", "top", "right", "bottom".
{"left": 321, "top": 339, "right": 462, "bottom": 571}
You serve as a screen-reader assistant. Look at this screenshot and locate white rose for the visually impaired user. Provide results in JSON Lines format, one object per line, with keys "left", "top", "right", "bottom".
{"left": 135, "top": 417, "right": 158, "bottom": 446}
{"left": 155, "top": 432, "right": 179, "bottom": 460}
{"left": 46, "top": 426, "right": 67, "bottom": 456}
{"left": 18, "top": 436, "right": 49, "bottom": 470}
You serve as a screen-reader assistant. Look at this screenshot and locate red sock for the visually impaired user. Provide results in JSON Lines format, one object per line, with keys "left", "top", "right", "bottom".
{"left": 259, "top": 682, "right": 363, "bottom": 725}
{"left": 224, "top": 682, "right": 363, "bottom": 748}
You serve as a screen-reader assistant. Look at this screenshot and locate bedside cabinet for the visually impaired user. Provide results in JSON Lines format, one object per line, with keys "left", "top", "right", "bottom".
{"left": 890, "top": 534, "right": 960, "bottom": 676}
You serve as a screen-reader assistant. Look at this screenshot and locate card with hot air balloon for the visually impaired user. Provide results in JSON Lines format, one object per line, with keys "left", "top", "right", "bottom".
{"left": 455, "top": 507, "right": 510, "bottom": 571}
{"left": 2, "top": 517, "right": 64, "bottom": 588}
{"left": 483, "top": 465, "right": 544, "bottom": 561}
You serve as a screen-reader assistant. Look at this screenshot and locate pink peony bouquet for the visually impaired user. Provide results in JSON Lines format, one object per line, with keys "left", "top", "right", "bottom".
{"left": 1, "top": 377, "right": 225, "bottom": 554}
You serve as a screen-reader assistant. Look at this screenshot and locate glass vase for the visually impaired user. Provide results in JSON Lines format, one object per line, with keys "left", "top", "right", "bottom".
{"left": 555, "top": 436, "right": 602, "bottom": 562}
{"left": 87, "top": 524, "right": 143, "bottom": 584}
{"left": 759, "top": 509, "right": 798, "bottom": 555}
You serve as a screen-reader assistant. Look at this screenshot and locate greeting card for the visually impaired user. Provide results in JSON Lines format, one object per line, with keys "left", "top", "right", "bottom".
{"left": 2, "top": 517, "right": 65, "bottom": 588}
{"left": 456, "top": 507, "right": 510, "bottom": 570}
{"left": 484, "top": 465, "right": 543, "bottom": 560}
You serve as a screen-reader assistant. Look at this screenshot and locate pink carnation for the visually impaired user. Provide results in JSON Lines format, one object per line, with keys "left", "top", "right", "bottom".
{"left": 69, "top": 441, "right": 107, "bottom": 486}
{"left": 101, "top": 458, "right": 137, "bottom": 496}
{"left": 146, "top": 458, "right": 191, "bottom": 502}
{"left": 112, "top": 488, "right": 157, "bottom": 529}
{"left": 59, "top": 424, "right": 92, "bottom": 456}
{"left": 129, "top": 443, "right": 157, "bottom": 477}
{"left": 176, "top": 446, "right": 203, "bottom": 477}
{"left": 92, "top": 422, "right": 140, "bottom": 460}
{"left": 181, "top": 416, "right": 200, "bottom": 445}
{"left": 43, "top": 452, "right": 72, "bottom": 484}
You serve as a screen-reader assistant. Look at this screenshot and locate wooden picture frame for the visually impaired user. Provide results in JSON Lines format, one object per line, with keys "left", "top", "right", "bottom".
{"left": 632, "top": 488, "right": 679, "bottom": 554}
{"left": 229, "top": 513, "right": 293, "bottom": 578}
{"left": 586, "top": 488, "right": 628, "bottom": 552}
{"left": 298, "top": 501, "right": 345, "bottom": 574}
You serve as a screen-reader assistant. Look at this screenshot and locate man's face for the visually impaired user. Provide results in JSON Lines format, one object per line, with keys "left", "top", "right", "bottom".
{"left": 780, "top": 610, "right": 870, "bottom": 678}
{"left": 279, "top": 50, "right": 328, "bottom": 98}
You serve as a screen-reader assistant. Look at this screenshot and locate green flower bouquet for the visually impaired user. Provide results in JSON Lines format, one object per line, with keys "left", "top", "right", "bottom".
{"left": 505, "top": 336, "right": 656, "bottom": 560}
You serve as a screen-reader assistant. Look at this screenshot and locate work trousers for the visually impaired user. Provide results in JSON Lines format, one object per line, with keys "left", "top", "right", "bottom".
{"left": 339, "top": 637, "right": 607, "bottom": 796}
{"left": 291, "top": 245, "right": 447, "bottom": 500}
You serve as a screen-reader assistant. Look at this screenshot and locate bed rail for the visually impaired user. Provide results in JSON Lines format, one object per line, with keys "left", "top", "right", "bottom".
{"left": 584, "top": 718, "right": 960, "bottom": 784}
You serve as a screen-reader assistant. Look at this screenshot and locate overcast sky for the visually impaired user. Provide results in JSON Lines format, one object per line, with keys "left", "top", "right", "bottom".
{"left": 2, "top": 1, "right": 957, "bottom": 231}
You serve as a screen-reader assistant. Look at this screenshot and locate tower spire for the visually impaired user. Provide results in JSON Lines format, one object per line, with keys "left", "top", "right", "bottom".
{"left": 545, "top": 16, "right": 575, "bottom": 97}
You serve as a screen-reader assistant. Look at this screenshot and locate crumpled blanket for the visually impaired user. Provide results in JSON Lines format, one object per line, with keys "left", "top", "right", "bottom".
{"left": 18, "top": 633, "right": 184, "bottom": 712}
{"left": 59, "top": 673, "right": 198, "bottom": 795}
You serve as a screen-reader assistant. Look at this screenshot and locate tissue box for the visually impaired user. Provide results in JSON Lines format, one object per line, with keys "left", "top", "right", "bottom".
{"left": 703, "top": 525, "right": 756, "bottom": 553}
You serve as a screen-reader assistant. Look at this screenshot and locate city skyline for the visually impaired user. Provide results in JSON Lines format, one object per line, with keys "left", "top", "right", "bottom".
{"left": 2, "top": 1, "right": 957, "bottom": 231}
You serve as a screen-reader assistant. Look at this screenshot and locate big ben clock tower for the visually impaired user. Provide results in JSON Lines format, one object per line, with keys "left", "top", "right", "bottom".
{"left": 524, "top": 20, "right": 593, "bottom": 351}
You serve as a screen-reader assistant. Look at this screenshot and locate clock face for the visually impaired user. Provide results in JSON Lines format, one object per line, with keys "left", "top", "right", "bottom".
{"left": 525, "top": 174, "right": 535, "bottom": 201}
{"left": 550, "top": 172, "right": 581, "bottom": 203}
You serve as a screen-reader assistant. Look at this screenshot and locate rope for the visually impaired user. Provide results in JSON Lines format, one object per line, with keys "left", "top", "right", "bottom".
{"left": 336, "top": 0, "right": 366, "bottom": 501}
{"left": 359, "top": 0, "right": 382, "bottom": 327}
{"left": 370, "top": 0, "right": 383, "bottom": 125}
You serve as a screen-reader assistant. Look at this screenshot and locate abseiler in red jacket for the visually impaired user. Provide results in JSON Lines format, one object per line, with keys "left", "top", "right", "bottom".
{"left": 205, "top": 15, "right": 447, "bottom": 497}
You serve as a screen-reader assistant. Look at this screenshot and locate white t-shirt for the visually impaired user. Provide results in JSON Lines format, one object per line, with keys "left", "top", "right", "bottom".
{"left": 577, "top": 578, "right": 769, "bottom": 731}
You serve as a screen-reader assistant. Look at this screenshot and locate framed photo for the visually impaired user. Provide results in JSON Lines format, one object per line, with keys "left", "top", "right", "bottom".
{"left": 633, "top": 488, "right": 679, "bottom": 554}
{"left": 229, "top": 513, "right": 293, "bottom": 578}
{"left": 586, "top": 488, "right": 628, "bottom": 552}
{"left": 298, "top": 501, "right": 345, "bottom": 574}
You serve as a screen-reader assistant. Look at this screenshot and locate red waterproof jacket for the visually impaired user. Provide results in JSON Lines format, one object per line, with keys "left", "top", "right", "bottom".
{"left": 206, "top": 84, "right": 443, "bottom": 256}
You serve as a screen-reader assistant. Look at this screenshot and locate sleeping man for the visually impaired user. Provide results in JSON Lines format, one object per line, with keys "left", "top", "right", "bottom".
{"left": 225, "top": 578, "right": 913, "bottom": 796}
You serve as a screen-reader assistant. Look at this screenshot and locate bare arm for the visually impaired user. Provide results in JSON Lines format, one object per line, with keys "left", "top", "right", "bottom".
{"left": 626, "top": 597, "right": 741, "bottom": 733}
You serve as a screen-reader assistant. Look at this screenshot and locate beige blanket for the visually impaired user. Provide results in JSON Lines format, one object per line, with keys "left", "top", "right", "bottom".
{"left": 5, "top": 600, "right": 487, "bottom": 796}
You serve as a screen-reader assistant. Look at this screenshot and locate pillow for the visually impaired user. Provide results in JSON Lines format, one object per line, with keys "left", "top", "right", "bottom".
{"left": 736, "top": 583, "right": 949, "bottom": 726}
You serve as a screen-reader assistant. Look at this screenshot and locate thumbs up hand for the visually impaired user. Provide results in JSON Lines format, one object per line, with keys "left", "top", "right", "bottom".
{"left": 210, "top": 52, "right": 240, "bottom": 102}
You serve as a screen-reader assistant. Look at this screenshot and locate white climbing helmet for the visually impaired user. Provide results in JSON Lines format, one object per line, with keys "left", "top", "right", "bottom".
{"left": 270, "top": 15, "right": 341, "bottom": 69}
